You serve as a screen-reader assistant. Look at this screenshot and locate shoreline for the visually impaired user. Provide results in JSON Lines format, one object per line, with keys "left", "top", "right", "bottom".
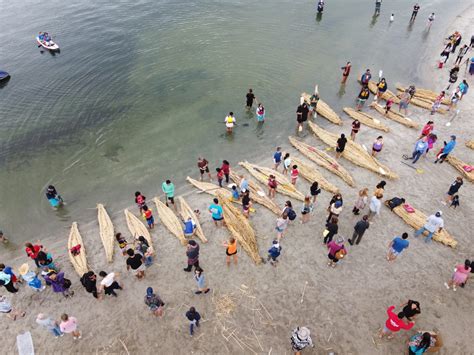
{"left": 2, "top": 4, "right": 474, "bottom": 355}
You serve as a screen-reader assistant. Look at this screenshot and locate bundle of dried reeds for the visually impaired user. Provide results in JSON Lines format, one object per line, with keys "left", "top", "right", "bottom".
{"left": 343, "top": 107, "right": 389, "bottom": 132}
{"left": 396, "top": 84, "right": 450, "bottom": 105}
{"left": 153, "top": 198, "right": 186, "bottom": 245}
{"left": 367, "top": 81, "right": 400, "bottom": 103}
{"left": 68, "top": 222, "right": 89, "bottom": 276}
{"left": 291, "top": 156, "right": 339, "bottom": 194}
{"left": 238, "top": 161, "right": 305, "bottom": 201}
{"left": 465, "top": 140, "right": 474, "bottom": 150}
{"left": 97, "top": 204, "right": 114, "bottom": 263}
{"left": 396, "top": 90, "right": 447, "bottom": 114}
{"left": 369, "top": 102, "right": 419, "bottom": 129}
{"left": 446, "top": 155, "right": 474, "bottom": 182}
{"left": 288, "top": 136, "right": 355, "bottom": 186}
{"left": 216, "top": 192, "right": 262, "bottom": 264}
{"left": 124, "top": 209, "right": 153, "bottom": 247}
{"left": 308, "top": 121, "right": 398, "bottom": 179}
{"left": 186, "top": 177, "right": 239, "bottom": 203}
{"left": 301, "top": 92, "right": 343, "bottom": 125}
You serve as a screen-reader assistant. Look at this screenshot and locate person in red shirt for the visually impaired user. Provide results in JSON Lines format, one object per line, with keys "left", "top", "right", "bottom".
{"left": 379, "top": 305, "right": 414, "bottom": 339}
{"left": 220, "top": 160, "right": 230, "bottom": 184}
{"left": 25, "top": 242, "right": 43, "bottom": 267}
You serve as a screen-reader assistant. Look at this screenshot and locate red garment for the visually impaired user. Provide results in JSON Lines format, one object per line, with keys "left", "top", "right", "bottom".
{"left": 385, "top": 306, "right": 414, "bottom": 332}
{"left": 217, "top": 170, "right": 224, "bottom": 179}
{"left": 221, "top": 163, "right": 230, "bottom": 174}
{"left": 25, "top": 245, "right": 42, "bottom": 259}
{"left": 421, "top": 124, "right": 433, "bottom": 136}
{"left": 144, "top": 210, "right": 153, "bottom": 219}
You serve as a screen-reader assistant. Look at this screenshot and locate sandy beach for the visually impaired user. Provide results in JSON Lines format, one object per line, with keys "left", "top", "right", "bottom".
{"left": 1, "top": 5, "right": 474, "bottom": 355}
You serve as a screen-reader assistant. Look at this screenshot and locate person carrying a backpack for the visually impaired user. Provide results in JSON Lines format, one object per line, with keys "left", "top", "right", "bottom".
{"left": 327, "top": 236, "right": 347, "bottom": 268}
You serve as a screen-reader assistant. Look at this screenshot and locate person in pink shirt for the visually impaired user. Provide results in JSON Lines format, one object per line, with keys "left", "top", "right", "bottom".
{"left": 444, "top": 259, "right": 471, "bottom": 291}
{"left": 327, "top": 236, "right": 347, "bottom": 268}
{"left": 379, "top": 305, "right": 414, "bottom": 339}
{"left": 59, "top": 313, "right": 81, "bottom": 340}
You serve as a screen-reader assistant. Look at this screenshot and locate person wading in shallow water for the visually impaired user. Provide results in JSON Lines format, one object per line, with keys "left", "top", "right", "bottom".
{"left": 246, "top": 89, "right": 255, "bottom": 109}
{"left": 341, "top": 61, "right": 351, "bottom": 84}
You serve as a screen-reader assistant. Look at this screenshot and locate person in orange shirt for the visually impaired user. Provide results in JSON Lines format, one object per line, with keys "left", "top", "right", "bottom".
{"left": 223, "top": 237, "right": 238, "bottom": 266}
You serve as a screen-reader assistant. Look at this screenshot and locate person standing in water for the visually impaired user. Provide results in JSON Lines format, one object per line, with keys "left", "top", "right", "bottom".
{"left": 410, "top": 3, "right": 420, "bottom": 21}
{"left": 309, "top": 91, "right": 319, "bottom": 118}
{"left": 246, "top": 89, "right": 255, "bottom": 109}
{"left": 45, "top": 185, "right": 63, "bottom": 208}
{"left": 197, "top": 157, "right": 212, "bottom": 181}
{"left": 256, "top": 103, "right": 265, "bottom": 122}
{"left": 360, "top": 69, "right": 372, "bottom": 86}
{"left": 356, "top": 86, "right": 370, "bottom": 111}
{"left": 225, "top": 112, "right": 236, "bottom": 134}
{"left": 341, "top": 62, "right": 351, "bottom": 84}
{"left": 427, "top": 13, "right": 435, "bottom": 28}
{"left": 374, "top": 0, "right": 382, "bottom": 15}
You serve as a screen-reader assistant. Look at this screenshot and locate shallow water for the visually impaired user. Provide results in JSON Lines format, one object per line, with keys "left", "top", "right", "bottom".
{"left": 0, "top": 0, "right": 463, "bottom": 243}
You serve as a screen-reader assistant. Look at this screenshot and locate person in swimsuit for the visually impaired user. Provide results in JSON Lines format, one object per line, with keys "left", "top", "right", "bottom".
{"left": 372, "top": 136, "right": 384, "bottom": 157}
{"left": 256, "top": 103, "right": 265, "bottom": 122}
{"left": 410, "top": 3, "right": 420, "bottom": 21}
{"left": 341, "top": 62, "right": 351, "bottom": 84}
{"left": 223, "top": 237, "right": 238, "bottom": 266}
{"left": 225, "top": 112, "right": 236, "bottom": 134}
{"left": 351, "top": 119, "right": 361, "bottom": 141}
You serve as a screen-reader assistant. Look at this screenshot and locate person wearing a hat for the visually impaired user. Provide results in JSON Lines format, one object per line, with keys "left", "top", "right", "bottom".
{"left": 414, "top": 211, "right": 444, "bottom": 243}
{"left": 19, "top": 263, "right": 44, "bottom": 292}
{"left": 327, "top": 236, "right": 347, "bottom": 268}
{"left": 36, "top": 313, "right": 63, "bottom": 337}
{"left": 290, "top": 326, "right": 314, "bottom": 354}
{"left": 144, "top": 287, "right": 165, "bottom": 316}
{"left": 184, "top": 240, "right": 200, "bottom": 272}
{"left": 434, "top": 135, "right": 456, "bottom": 164}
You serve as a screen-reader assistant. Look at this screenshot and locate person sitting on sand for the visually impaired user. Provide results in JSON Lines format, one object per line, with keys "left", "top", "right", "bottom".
{"left": 290, "top": 326, "right": 314, "bottom": 354}
{"left": 0, "top": 295, "right": 25, "bottom": 321}
{"left": 408, "top": 331, "right": 443, "bottom": 354}
{"left": 183, "top": 217, "right": 197, "bottom": 237}
{"left": 115, "top": 233, "right": 128, "bottom": 256}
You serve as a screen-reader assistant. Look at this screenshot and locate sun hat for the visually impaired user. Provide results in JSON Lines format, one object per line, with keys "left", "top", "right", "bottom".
{"left": 297, "top": 327, "right": 311, "bottom": 340}
{"left": 19, "top": 263, "right": 29, "bottom": 276}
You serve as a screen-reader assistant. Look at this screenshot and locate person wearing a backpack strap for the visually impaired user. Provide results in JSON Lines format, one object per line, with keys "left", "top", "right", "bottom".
{"left": 283, "top": 201, "right": 297, "bottom": 221}
{"left": 327, "top": 236, "right": 347, "bottom": 268}
{"left": 290, "top": 326, "right": 314, "bottom": 354}
{"left": 267, "top": 240, "right": 282, "bottom": 266}
{"left": 326, "top": 200, "right": 343, "bottom": 223}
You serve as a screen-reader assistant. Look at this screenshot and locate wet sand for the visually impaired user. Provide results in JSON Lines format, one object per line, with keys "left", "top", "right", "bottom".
{"left": 1, "top": 5, "right": 474, "bottom": 355}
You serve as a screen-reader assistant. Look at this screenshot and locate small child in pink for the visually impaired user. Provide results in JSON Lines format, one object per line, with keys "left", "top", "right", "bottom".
{"left": 59, "top": 314, "right": 81, "bottom": 340}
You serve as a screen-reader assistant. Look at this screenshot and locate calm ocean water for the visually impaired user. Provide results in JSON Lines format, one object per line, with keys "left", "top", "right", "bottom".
{"left": 0, "top": 0, "right": 461, "bottom": 244}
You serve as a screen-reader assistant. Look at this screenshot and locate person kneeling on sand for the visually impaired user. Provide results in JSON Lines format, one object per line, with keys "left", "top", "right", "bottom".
{"left": 408, "top": 331, "right": 443, "bottom": 354}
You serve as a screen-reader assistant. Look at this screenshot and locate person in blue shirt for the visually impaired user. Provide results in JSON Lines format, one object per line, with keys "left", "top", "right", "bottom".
{"left": 411, "top": 137, "right": 428, "bottom": 164}
{"left": 387, "top": 233, "right": 409, "bottom": 262}
{"left": 267, "top": 240, "right": 282, "bottom": 266}
{"left": 231, "top": 186, "right": 240, "bottom": 201}
{"left": 208, "top": 198, "right": 224, "bottom": 226}
{"left": 434, "top": 135, "right": 456, "bottom": 163}
{"left": 273, "top": 147, "right": 282, "bottom": 171}
{"left": 183, "top": 218, "right": 196, "bottom": 237}
{"left": 239, "top": 176, "right": 249, "bottom": 195}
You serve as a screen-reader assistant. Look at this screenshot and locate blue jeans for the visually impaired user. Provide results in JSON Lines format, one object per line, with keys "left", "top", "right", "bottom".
{"left": 411, "top": 150, "right": 423, "bottom": 164}
{"left": 414, "top": 227, "right": 433, "bottom": 242}
{"left": 144, "top": 256, "right": 153, "bottom": 267}
{"left": 51, "top": 327, "right": 63, "bottom": 337}
{"left": 189, "top": 320, "right": 199, "bottom": 335}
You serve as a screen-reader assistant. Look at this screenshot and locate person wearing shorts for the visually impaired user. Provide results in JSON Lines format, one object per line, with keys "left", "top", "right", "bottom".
{"left": 126, "top": 249, "right": 145, "bottom": 279}
{"left": 387, "top": 233, "right": 409, "bottom": 262}
{"left": 197, "top": 157, "right": 211, "bottom": 181}
{"left": 209, "top": 198, "right": 224, "bottom": 226}
{"left": 223, "top": 237, "right": 238, "bottom": 266}
{"left": 241, "top": 190, "right": 251, "bottom": 218}
{"left": 161, "top": 180, "right": 175, "bottom": 208}
{"left": 356, "top": 86, "right": 370, "bottom": 111}
{"left": 379, "top": 305, "right": 414, "bottom": 339}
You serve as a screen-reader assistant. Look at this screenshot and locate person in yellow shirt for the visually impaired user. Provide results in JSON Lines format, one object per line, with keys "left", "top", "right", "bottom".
{"left": 225, "top": 112, "right": 236, "bottom": 134}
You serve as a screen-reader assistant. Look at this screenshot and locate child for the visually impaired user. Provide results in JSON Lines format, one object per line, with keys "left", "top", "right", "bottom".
{"left": 241, "top": 190, "right": 252, "bottom": 218}
{"left": 134, "top": 191, "right": 146, "bottom": 214}
{"left": 267, "top": 175, "right": 277, "bottom": 199}
{"left": 115, "top": 233, "right": 128, "bottom": 256}
{"left": 19, "top": 264, "right": 44, "bottom": 292}
{"left": 290, "top": 165, "right": 299, "bottom": 185}
{"left": 385, "top": 98, "right": 394, "bottom": 115}
{"left": 256, "top": 103, "right": 265, "bottom": 122}
{"left": 142, "top": 205, "right": 154, "bottom": 229}
{"left": 185, "top": 307, "right": 201, "bottom": 337}
{"left": 301, "top": 196, "right": 313, "bottom": 224}
{"left": 267, "top": 240, "right": 282, "bottom": 266}
{"left": 231, "top": 185, "right": 239, "bottom": 201}
{"left": 450, "top": 195, "right": 460, "bottom": 209}
{"left": 216, "top": 168, "right": 224, "bottom": 187}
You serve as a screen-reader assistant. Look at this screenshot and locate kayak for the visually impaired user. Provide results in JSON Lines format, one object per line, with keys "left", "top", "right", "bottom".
{"left": 36, "top": 36, "right": 59, "bottom": 51}
{"left": 0, "top": 70, "right": 10, "bottom": 81}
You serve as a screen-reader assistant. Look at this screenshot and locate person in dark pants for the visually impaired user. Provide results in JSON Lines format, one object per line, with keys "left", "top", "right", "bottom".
{"left": 98, "top": 271, "right": 123, "bottom": 297}
{"left": 185, "top": 307, "right": 201, "bottom": 336}
{"left": 246, "top": 89, "right": 255, "bottom": 109}
{"left": 323, "top": 217, "right": 338, "bottom": 244}
{"left": 410, "top": 3, "right": 420, "bottom": 21}
{"left": 184, "top": 240, "right": 200, "bottom": 272}
{"left": 349, "top": 215, "right": 370, "bottom": 245}
{"left": 80, "top": 271, "right": 98, "bottom": 299}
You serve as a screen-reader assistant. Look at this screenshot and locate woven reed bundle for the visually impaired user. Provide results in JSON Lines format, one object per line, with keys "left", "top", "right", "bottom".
{"left": 396, "top": 84, "right": 450, "bottom": 105}
{"left": 308, "top": 121, "right": 398, "bottom": 179}
{"left": 186, "top": 176, "right": 237, "bottom": 203}
{"left": 177, "top": 196, "right": 207, "bottom": 243}
{"left": 216, "top": 192, "right": 262, "bottom": 265}
{"left": 154, "top": 198, "right": 187, "bottom": 245}
{"left": 97, "top": 204, "right": 114, "bottom": 263}
{"left": 238, "top": 161, "right": 305, "bottom": 201}
{"left": 124, "top": 208, "right": 153, "bottom": 247}
{"left": 291, "top": 156, "right": 339, "bottom": 194}
{"left": 68, "top": 222, "right": 89, "bottom": 276}
{"left": 369, "top": 102, "right": 419, "bottom": 129}
{"left": 466, "top": 140, "right": 474, "bottom": 150}
{"left": 386, "top": 202, "right": 457, "bottom": 248}
{"left": 288, "top": 136, "right": 355, "bottom": 186}
{"left": 446, "top": 156, "right": 474, "bottom": 182}
{"left": 396, "top": 90, "right": 447, "bottom": 114}
{"left": 229, "top": 172, "right": 281, "bottom": 215}
{"left": 301, "top": 92, "right": 343, "bottom": 125}
{"left": 367, "top": 80, "right": 400, "bottom": 103}
{"left": 343, "top": 107, "right": 390, "bottom": 132}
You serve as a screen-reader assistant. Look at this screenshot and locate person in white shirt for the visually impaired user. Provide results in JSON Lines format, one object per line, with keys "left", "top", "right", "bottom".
{"left": 367, "top": 194, "right": 383, "bottom": 222}
{"left": 414, "top": 211, "right": 444, "bottom": 243}
{"left": 98, "top": 271, "right": 122, "bottom": 297}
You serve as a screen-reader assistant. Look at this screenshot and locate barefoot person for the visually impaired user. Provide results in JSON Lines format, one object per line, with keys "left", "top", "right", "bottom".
{"left": 209, "top": 198, "right": 224, "bottom": 227}
{"left": 296, "top": 102, "right": 309, "bottom": 132}
{"left": 144, "top": 287, "right": 165, "bottom": 316}
{"left": 387, "top": 233, "right": 409, "bottom": 262}
{"left": 410, "top": 3, "right": 420, "bottom": 21}
{"left": 351, "top": 119, "right": 361, "bottom": 141}
{"left": 161, "top": 179, "right": 175, "bottom": 209}
{"left": 223, "top": 237, "right": 238, "bottom": 266}
{"left": 341, "top": 61, "right": 351, "bottom": 84}
{"left": 246, "top": 89, "right": 255, "bottom": 109}
{"left": 268, "top": 174, "right": 277, "bottom": 198}
{"left": 371, "top": 136, "right": 384, "bottom": 157}
{"left": 379, "top": 305, "right": 414, "bottom": 339}
{"left": 197, "top": 157, "right": 212, "bottom": 181}
{"left": 444, "top": 259, "right": 471, "bottom": 291}
{"left": 194, "top": 268, "right": 210, "bottom": 294}
{"left": 356, "top": 86, "right": 370, "bottom": 111}
{"left": 59, "top": 314, "right": 81, "bottom": 340}
{"left": 225, "top": 112, "right": 236, "bottom": 134}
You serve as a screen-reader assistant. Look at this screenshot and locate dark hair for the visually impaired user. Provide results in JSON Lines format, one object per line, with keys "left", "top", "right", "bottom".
{"left": 377, "top": 136, "right": 383, "bottom": 140}
{"left": 402, "top": 233, "right": 408, "bottom": 239}
{"left": 229, "top": 112, "right": 233, "bottom": 116}
{"left": 0, "top": 263, "right": 4, "bottom": 270}
{"left": 292, "top": 165, "right": 297, "bottom": 169}
{"left": 362, "top": 215, "right": 368, "bottom": 221}
{"left": 376, "top": 181, "right": 386, "bottom": 189}
{"left": 216, "top": 167, "right": 221, "bottom": 172}
{"left": 311, "top": 182, "right": 319, "bottom": 189}
{"left": 285, "top": 201, "right": 292, "bottom": 208}
{"left": 223, "top": 160, "right": 229, "bottom": 165}
{"left": 115, "top": 233, "right": 122, "bottom": 241}
{"left": 213, "top": 198, "right": 218, "bottom": 204}
{"left": 283, "top": 153, "right": 290, "bottom": 159}
{"left": 99, "top": 271, "right": 107, "bottom": 277}
{"left": 189, "top": 306, "right": 196, "bottom": 313}
{"left": 249, "top": 89, "right": 253, "bottom": 93}
{"left": 397, "top": 312, "right": 405, "bottom": 319}
{"left": 341, "top": 133, "right": 345, "bottom": 138}
{"left": 135, "top": 191, "right": 141, "bottom": 197}
{"left": 166, "top": 180, "right": 171, "bottom": 184}
{"left": 142, "top": 205, "right": 149, "bottom": 211}
{"left": 138, "top": 236, "right": 149, "bottom": 247}
{"left": 465, "top": 259, "right": 471, "bottom": 270}
{"left": 25, "top": 242, "right": 34, "bottom": 249}
{"left": 61, "top": 314, "right": 69, "bottom": 321}
{"left": 126, "top": 248, "right": 134, "bottom": 256}
{"left": 417, "top": 332, "right": 432, "bottom": 351}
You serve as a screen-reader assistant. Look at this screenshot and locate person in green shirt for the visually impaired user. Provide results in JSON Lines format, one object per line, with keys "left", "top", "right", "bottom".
{"left": 161, "top": 180, "right": 175, "bottom": 209}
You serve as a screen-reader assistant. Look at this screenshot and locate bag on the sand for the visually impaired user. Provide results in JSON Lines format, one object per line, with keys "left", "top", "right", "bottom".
{"left": 403, "top": 204, "right": 415, "bottom": 213}
{"left": 387, "top": 197, "right": 404, "bottom": 210}
{"left": 287, "top": 209, "right": 297, "bottom": 221}
{"left": 335, "top": 249, "right": 347, "bottom": 260}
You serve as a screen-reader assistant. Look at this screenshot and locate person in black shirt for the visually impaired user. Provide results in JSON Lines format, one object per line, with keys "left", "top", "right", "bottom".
{"left": 296, "top": 103, "right": 309, "bottom": 132}
{"left": 445, "top": 176, "right": 463, "bottom": 205}
{"left": 310, "top": 182, "right": 321, "bottom": 203}
{"left": 323, "top": 217, "right": 338, "bottom": 244}
{"left": 241, "top": 190, "right": 251, "bottom": 218}
{"left": 410, "top": 3, "right": 420, "bottom": 21}
{"left": 335, "top": 133, "right": 347, "bottom": 159}
{"left": 246, "top": 89, "right": 255, "bottom": 109}
{"left": 80, "top": 271, "right": 98, "bottom": 299}
{"left": 349, "top": 215, "right": 370, "bottom": 245}
{"left": 401, "top": 300, "right": 421, "bottom": 321}
{"left": 126, "top": 249, "right": 145, "bottom": 279}
{"left": 185, "top": 307, "right": 201, "bottom": 336}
